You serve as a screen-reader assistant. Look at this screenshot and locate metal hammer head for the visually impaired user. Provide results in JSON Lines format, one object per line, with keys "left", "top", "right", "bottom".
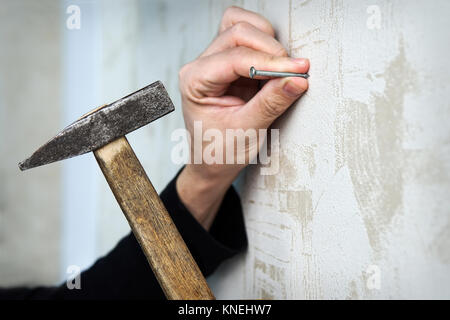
{"left": 19, "top": 81, "right": 174, "bottom": 171}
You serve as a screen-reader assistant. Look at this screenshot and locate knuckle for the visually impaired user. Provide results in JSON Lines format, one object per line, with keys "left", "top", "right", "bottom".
{"left": 224, "top": 6, "right": 239, "bottom": 19}
{"left": 231, "top": 21, "right": 251, "bottom": 35}
{"left": 275, "top": 46, "right": 288, "bottom": 57}
{"left": 178, "top": 61, "right": 197, "bottom": 94}
{"left": 230, "top": 21, "right": 251, "bottom": 40}
{"left": 221, "top": 6, "right": 240, "bottom": 33}
{"left": 261, "top": 21, "right": 275, "bottom": 37}
{"left": 222, "top": 6, "right": 237, "bottom": 26}
{"left": 189, "top": 80, "right": 203, "bottom": 97}
{"left": 265, "top": 27, "right": 276, "bottom": 38}
{"left": 178, "top": 62, "right": 191, "bottom": 81}
{"left": 179, "top": 61, "right": 205, "bottom": 99}
{"left": 231, "top": 46, "right": 250, "bottom": 58}
{"left": 265, "top": 54, "right": 278, "bottom": 63}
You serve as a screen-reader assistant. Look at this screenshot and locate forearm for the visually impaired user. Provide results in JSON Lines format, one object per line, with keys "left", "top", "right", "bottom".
{"left": 176, "top": 164, "right": 240, "bottom": 230}
{"left": 0, "top": 170, "right": 247, "bottom": 300}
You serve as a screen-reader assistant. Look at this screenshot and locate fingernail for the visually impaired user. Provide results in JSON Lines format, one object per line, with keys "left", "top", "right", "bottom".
{"left": 283, "top": 79, "right": 304, "bottom": 97}
{"left": 292, "top": 58, "right": 308, "bottom": 67}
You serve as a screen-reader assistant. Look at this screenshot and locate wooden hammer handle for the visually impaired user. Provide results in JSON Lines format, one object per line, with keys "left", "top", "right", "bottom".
{"left": 94, "top": 136, "right": 215, "bottom": 300}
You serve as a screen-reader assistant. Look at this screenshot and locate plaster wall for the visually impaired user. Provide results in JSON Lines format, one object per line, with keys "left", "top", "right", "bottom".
{"left": 208, "top": 0, "right": 450, "bottom": 299}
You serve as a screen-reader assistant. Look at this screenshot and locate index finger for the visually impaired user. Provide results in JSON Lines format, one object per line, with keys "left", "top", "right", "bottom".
{"left": 219, "top": 6, "right": 275, "bottom": 37}
{"left": 192, "top": 47, "right": 309, "bottom": 89}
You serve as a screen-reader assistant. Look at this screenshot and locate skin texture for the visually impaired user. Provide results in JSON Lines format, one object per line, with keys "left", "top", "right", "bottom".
{"left": 176, "top": 6, "right": 309, "bottom": 230}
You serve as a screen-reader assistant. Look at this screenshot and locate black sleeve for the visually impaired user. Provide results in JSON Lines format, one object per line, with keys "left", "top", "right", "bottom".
{"left": 0, "top": 171, "right": 247, "bottom": 300}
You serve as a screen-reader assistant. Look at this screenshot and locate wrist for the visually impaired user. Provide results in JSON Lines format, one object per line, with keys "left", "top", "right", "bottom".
{"left": 176, "top": 165, "right": 235, "bottom": 230}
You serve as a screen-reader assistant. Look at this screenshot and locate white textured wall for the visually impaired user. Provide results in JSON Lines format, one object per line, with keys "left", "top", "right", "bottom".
{"left": 208, "top": 0, "right": 450, "bottom": 299}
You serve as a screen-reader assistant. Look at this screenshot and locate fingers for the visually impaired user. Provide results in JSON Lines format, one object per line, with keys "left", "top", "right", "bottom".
{"left": 219, "top": 6, "right": 275, "bottom": 36}
{"left": 243, "top": 72, "right": 309, "bottom": 127}
{"left": 201, "top": 21, "right": 287, "bottom": 58}
{"left": 184, "top": 46, "right": 309, "bottom": 95}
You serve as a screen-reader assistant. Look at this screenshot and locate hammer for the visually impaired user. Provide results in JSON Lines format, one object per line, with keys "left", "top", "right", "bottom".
{"left": 19, "top": 81, "right": 215, "bottom": 300}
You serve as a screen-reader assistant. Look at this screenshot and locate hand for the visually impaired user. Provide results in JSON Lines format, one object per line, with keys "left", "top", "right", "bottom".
{"left": 176, "top": 6, "right": 309, "bottom": 229}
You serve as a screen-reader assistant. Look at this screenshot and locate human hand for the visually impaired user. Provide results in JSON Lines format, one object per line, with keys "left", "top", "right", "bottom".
{"left": 176, "top": 6, "right": 309, "bottom": 229}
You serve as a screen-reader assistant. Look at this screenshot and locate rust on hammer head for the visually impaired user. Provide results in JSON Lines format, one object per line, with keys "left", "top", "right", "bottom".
{"left": 19, "top": 81, "right": 174, "bottom": 171}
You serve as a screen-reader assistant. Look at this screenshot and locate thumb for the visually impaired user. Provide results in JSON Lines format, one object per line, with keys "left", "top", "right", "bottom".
{"left": 244, "top": 76, "right": 308, "bottom": 128}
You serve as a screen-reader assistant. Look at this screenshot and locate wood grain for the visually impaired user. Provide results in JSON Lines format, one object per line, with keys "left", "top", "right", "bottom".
{"left": 94, "top": 136, "right": 215, "bottom": 300}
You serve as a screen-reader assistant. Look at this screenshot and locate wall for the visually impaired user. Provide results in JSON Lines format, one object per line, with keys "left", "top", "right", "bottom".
{"left": 208, "top": 0, "right": 450, "bottom": 299}
{"left": 0, "top": 0, "right": 61, "bottom": 286}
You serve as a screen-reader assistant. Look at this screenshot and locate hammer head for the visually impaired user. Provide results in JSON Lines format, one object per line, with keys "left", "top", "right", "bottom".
{"left": 19, "top": 81, "right": 174, "bottom": 171}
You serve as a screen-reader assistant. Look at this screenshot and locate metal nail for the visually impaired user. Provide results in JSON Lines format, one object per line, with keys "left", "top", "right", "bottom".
{"left": 249, "top": 66, "right": 309, "bottom": 79}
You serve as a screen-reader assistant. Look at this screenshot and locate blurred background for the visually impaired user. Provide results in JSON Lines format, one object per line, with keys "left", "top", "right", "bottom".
{"left": 0, "top": 0, "right": 227, "bottom": 287}
{"left": 1, "top": 0, "right": 450, "bottom": 299}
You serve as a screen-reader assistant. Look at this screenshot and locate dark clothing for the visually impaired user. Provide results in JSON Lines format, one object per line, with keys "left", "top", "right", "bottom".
{"left": 0, "top": 173, "right": 247, "bottom": 299}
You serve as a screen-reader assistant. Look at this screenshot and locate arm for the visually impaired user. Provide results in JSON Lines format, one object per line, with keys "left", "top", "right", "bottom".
{"left": 0, "top": 171, "right": 246, "bottom": 300}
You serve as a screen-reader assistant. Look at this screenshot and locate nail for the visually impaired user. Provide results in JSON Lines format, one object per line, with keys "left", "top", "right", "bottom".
{"left": 249, "top": 66, "right": 309, "bottom": 79}
{"left": 292, "top": 58, "right": 309, "bottom": 67}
